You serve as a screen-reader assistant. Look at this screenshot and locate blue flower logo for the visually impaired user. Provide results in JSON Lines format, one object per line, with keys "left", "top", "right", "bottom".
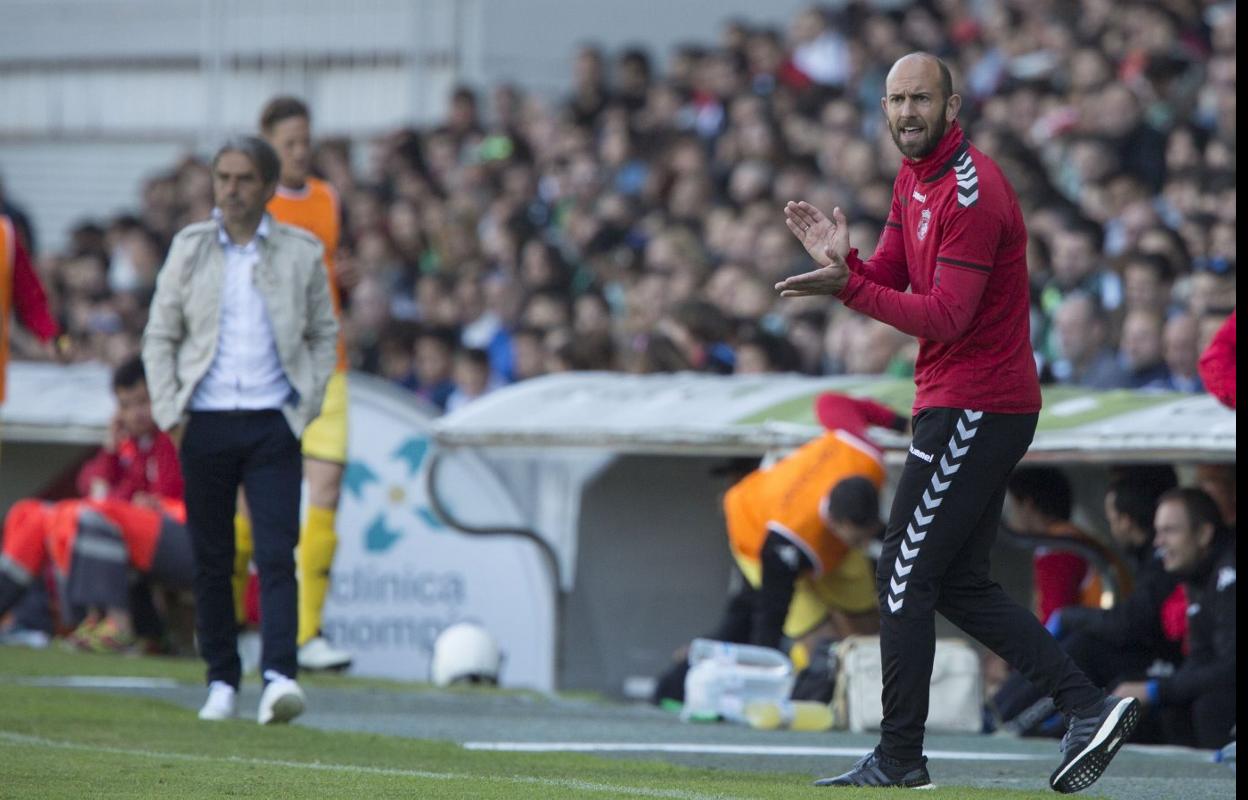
{"left": 343, "top": 437, "right": 444, "bottom": 553}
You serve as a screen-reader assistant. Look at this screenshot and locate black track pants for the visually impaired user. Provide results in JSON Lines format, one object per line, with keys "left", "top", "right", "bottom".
{"left": 877, "top": 407, "right": 1103, "bottom": 763}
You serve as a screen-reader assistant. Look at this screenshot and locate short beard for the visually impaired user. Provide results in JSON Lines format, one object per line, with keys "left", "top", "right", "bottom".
{"left": 891, "top": 101, "right": 950, "bottom": 160}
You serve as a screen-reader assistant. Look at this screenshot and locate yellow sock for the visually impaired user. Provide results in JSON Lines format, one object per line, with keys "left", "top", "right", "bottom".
{"left": 298, "top": 505, "right": 338, "bottom": 646}
{"left": 232, "top": 513, "right": 254, "bottom": 627}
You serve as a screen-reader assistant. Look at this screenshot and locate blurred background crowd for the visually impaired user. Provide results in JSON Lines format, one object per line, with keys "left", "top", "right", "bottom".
{"left": 2, "top": 0, "right": 1237, "bottom": 411}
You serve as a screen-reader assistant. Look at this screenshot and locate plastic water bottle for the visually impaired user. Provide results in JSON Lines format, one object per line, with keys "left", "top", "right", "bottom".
{"left": 682, "top": 639, "right": 793, "bottom": 724}
{"left": 744, "top": 699, "right": 834, "bottom": 732}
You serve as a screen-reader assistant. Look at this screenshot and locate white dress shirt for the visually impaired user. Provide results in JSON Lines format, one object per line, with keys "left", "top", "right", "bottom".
{"left": 190, "top": 214, "right": 296, "bottom": 412}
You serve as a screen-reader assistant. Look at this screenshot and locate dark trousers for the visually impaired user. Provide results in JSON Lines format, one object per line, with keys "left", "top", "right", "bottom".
{"left": 181, "top": 410, "right": 301, "bottom": 688}
{"left": 65, "top": 506, "right": 130, "bottom": 610}
{"left": 1126, "top": 686, "right": 1236, "bottom": 749}
{"left": 877, "top": 408, "right": 1103, "bottom": 763}
{"left": 994, "top": 629, "right": 1163, "bottom": 726}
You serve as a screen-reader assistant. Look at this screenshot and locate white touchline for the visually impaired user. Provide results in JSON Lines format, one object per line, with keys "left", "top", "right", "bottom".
{"left": 18, "top": 676, "right": 182, "bottom": 689}
{"left": 0, "top": 731, "right": 746, "bottom": 800}
{"left": 463, "top": 742, "right": 1048, "bottom": 761}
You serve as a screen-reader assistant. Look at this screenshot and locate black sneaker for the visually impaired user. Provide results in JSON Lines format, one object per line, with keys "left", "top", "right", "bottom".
{"left": 814, "top": 748, "right": 933, "bottom": 788}
{"left": 1050, "top": 695, "right": 1140, "bottom": 794}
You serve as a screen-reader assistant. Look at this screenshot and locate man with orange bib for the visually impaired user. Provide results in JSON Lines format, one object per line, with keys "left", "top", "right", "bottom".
{"left": 231, "top": 97, "right": 352, "bottom": 671}
{"left": 653, "top": 392, "right": 909, "bottom": 704}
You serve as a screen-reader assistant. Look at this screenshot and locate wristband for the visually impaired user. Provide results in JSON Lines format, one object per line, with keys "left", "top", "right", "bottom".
{"left": 1044, "top": 610, "right": 1063, "bottom": 638}
{"left": 1145, "top": 679, "right": 1160, "bottom": 706}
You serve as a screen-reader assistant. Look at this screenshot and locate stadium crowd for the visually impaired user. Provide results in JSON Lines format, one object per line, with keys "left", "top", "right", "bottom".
{"left": 3, "top": 0, "right": 1237, "bottom": 407}
{"left": 0, "top": 0, "right": 1236, "bottom": 751}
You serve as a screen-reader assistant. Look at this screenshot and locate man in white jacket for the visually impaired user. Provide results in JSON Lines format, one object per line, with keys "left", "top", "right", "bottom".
{"left": 142, "top": 135, "right": 338, "bottom": 726}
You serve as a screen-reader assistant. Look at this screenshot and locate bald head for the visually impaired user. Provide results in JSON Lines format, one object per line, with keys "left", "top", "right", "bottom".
{"left": 887, "top": 53, "right": 953, "bottom": 102}
{"left": 882, "top": 52, "right": 960, "bottom": 160}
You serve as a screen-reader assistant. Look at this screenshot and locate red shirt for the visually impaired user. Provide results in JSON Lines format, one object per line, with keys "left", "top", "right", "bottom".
{"left": 76, "top": 431, "right": 184, "bottom": 503}
{"left": 1198, "top": 308, "right": 1235, "bottom": 409}
{"left": 1, "top": 221, "right": 59, "bottom": 404}
{"left": 9, "top": 237, "right": 58, "bottom": 341}
{"left": 836, "top": 121, "right": 1041, "bottom": 415}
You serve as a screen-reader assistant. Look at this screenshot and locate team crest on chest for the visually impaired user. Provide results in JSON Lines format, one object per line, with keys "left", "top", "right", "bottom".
{"left": 917, "top": 208, "right": 932, "bottom": 241}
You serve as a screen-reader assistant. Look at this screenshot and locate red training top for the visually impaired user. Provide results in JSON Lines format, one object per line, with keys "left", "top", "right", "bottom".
{"left": 1197, "top": 308, "right": 1235, "bottom": 409}
{"left": 836, "top": 121, "right": 1041, "bottom": 415}
{"left": 9, "top": 238, "right": 58, "bottom": 342}
{"left": 76, "top": 431, "right": 184, "bottom": 503}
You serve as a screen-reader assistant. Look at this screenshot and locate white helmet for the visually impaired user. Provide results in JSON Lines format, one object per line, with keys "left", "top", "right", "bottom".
{"left": 430, "top": 622, "right": 502, "bottom": 687}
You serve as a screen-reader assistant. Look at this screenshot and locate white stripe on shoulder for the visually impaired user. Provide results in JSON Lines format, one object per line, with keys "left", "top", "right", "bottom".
{"left": 767, "top": 522, "right": 824, "bottom": 578}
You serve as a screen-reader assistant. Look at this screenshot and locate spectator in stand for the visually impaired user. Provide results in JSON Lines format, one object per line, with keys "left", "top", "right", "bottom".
{"left": 1120, "top": 252, "right": 1175, "bottom": 320}
{"left": 845, "top": 317, "right": 917, "bottom": 378}
{"left": 373, "top": 321, "right": 419, "bottom": 392}
{"left": 787, "top": 6, "right": 851, "bottom": 90}
{"left": 1050, "top": 293, "right": 1127, "bottom": 388}
{"left": 566, "top": 44, "right": 611, "bottom": 128}
{"left": 508, "top": 326, "right": 548, "bottom": 383}
{"left": 445, "top": 347, "right": 493, "bottom": 412}
{"left": 1197, "top": 309, "right": 1231, "bottom": 356}
{"left": 414, "top": 327, "right": 458, "bottom": 411}
{"left": 1038, "top": 219, "right": 1122, "bottom": 364}
{"left": 1198, "top": 309, "right": 1235, "bottom": 409}
{"left": 1117, "top": 310, "right": 1171, "bottom": 389}
{"left": 1188, "top": 259, "right": 1236, "bottom": 313}
{"left": 733, "top": 326, "right": 801, "bottom": 375}
{"left": 1114, "top": 488, "right": 1236, "bottom": 750}
{"left": 1161, "top": 313, "right": 1203, "bottom": 393}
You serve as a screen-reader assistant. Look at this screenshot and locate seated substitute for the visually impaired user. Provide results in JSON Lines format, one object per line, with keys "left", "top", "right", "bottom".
{"left": 993, "top": 469, "right": 1185, "bottom": 736}
{"left": 653, "top": 393, "right": 908, "bottom": 705}
{"left": 0, "top": 357, "right": 190, "bottom": 651}
{"left": 1004, "top": 466, "right": 1126, "bottom": 623}
{"left": 1113, "top": 488, "right": 1236, "bottom": 749}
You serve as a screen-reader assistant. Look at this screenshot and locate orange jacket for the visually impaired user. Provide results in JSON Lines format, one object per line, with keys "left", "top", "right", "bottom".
{"left": 725, "top": 429, "right": 886, "bottom": 577}
{"left": 267, "top": 178, "right": 347, "bottom": 370}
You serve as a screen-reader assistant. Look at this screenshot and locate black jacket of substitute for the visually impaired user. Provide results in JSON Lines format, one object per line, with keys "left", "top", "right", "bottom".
{"left": 1059, "top": 543, "right": 1183, "bottom": 662}
{"left": 1156, "top": 534, "right": 1236, "bottom": 706}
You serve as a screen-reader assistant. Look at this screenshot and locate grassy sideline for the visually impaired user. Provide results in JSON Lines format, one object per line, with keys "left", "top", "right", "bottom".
{"left": 0, "top": 647, "right": 1096, "bottom": 799}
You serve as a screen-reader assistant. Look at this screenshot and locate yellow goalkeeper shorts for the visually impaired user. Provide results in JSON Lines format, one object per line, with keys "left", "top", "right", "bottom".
{"left": 301, "top": 371, "right": 348, "bottom": 464}
{"left": 733, "top": 547, "right": 877, "bottom": 640}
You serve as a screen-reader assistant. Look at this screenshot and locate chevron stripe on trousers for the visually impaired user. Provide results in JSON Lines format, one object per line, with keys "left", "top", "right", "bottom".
{"left": 874, "top": 407, "right": 1103, "bottom": 764}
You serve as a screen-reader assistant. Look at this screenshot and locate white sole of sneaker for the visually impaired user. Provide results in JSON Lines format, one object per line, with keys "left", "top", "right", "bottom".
{"left": 1050, "top": 697, "right": 1140, "bottom": 794}
{"left": 262, "top": 693, "right": 305, "bottom": 725}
